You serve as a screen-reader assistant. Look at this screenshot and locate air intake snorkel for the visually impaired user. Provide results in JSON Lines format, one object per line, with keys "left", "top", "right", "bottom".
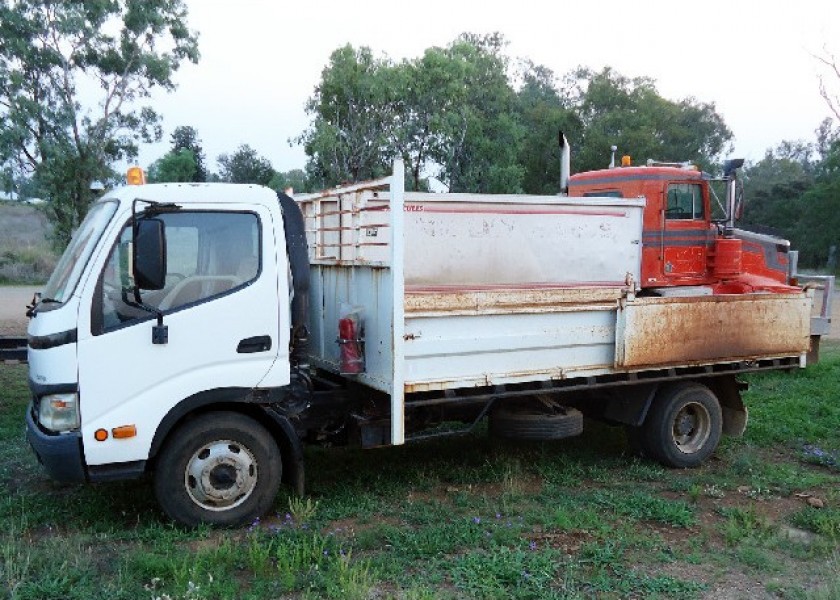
{"left": 276, "top": 192, "right": 310, "bottom": 368}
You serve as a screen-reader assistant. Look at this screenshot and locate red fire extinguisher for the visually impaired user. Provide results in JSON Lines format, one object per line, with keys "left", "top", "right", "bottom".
{"left": 338, "top": 311, "right": 364, "bottom": 374}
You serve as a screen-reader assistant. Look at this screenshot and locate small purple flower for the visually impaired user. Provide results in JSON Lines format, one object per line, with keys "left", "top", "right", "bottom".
{"left": 495, "top": 513, "right": 502, "bottom": 520}
{"left": 340, "top": 549, "right": 346, "bottom": 557}
{"left": 528, "top": 541, "right": 537, "bottom": 551}
{"left": 472, "top": 516, "right": 481, "bottom": 524}
{"left": 323, "top": 550, "right": 329, "bottom": 556}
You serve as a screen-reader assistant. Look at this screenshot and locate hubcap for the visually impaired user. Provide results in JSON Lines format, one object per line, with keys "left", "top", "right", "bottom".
{"left": 184, "top": 440, "right": 258, "bottom": 511}
{"left": 671, "top": 402, "right": 711, "bottom": 454}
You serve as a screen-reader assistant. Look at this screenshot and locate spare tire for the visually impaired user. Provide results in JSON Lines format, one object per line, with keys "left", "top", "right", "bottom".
{"left": 489, "top": 406, "right": 583, "bottom": 441}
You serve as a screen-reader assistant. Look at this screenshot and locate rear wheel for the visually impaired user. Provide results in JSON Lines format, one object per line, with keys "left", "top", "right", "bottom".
{"left": 154, "top": 412, "right": 282, "bottom": 527}
{"left": 642, "top": 383, "right": 722, "bottom": 468}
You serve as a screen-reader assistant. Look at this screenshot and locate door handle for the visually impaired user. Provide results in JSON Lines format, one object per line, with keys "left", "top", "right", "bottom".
{"left": 237, "top": 335, "right": 272, "bottom": 354}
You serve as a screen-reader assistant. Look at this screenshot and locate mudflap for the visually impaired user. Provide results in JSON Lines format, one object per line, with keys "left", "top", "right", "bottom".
{"left": 262, "top": 408, "right": 306, "bottom": 497}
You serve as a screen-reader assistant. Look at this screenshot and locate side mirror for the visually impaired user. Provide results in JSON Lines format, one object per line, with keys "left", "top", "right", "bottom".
{"left": 133, "top": 218, "right": 167, "bottom": 290}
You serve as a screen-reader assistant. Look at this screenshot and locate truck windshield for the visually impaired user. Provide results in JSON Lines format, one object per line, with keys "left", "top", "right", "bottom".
{"left": 41, "top": 200, "right": 118, "bottom": 305}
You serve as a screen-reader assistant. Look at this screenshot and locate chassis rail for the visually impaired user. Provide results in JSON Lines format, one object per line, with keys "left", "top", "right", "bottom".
{"left": 0, "top": 337, "right": 27, "bottom": 363}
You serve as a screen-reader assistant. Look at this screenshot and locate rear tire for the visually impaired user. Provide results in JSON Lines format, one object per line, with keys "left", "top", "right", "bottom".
{"left": 642, "top": 383, "right": 722, "bottom": 468}
{"left": 154, "top": 411, "right": 282, "bottom": 527}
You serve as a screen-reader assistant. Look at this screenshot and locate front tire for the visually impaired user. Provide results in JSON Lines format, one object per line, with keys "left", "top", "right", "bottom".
{"left": 154, "top": 411, "right": 282, "bottom": 527}
{"left": 642, "top": 383, "right": 722, "bottom": 468}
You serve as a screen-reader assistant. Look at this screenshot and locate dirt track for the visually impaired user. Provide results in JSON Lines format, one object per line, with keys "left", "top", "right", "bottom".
{"left": 1, "top": 284, "right": 838, "bottom": 340}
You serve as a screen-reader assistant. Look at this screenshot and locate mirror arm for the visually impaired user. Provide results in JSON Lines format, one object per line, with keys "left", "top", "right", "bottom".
{"left": 121, "top": 288, "right": 168, "bottom": 345}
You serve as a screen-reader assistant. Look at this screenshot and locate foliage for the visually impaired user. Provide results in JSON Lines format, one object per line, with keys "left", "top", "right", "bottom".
{"left": 217, "top": 144, "right": 275, "bottom": 185}
{"left": 740, "top": 133, "right": 840, "bottom": 269}
{"left": 433, "top": 33, "right": 525, "bottom": 194}
{"left": 300, "top": 34, "right": 733, "bottom": 196}
{"left": 0, "top": 0, "right": 199, "bottom": 249}
{"left": 147, "top": 148, "right": 197, "bottom": 183}
{"left": 568, "top": 67, "right": 733, "bottom": 174}
{"left": 298, "top": 45, "right": 394, "bottom": 189}
{"left": 740, "top": 140, "right": 818, "bottom": 239}
{"left": 795, "top": 140, "right": 840, "bottom": 267}
{"left": 170, "top": 126, "right": 207, "bottom": 182}
{"left": 515, "top": 61, "right": 580, "bottom": 194}
{"left": 268, "top": 168, "right": 309, "bottom": 194}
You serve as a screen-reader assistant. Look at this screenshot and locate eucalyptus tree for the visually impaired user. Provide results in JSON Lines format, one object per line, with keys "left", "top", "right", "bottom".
{"left": 0, "top": 0, "right": 199, "bottom": 247}
{"left": 568, "top": 67, "right": 732, "bottom": 174}
{"left": 217, "top": 144, "right": 275, "bottom": 186}
{"left": 170, "top": 125, "right": 207, "bottom": 182}
{"left": 298, "top": 45, "right": 394, "bottom": 189}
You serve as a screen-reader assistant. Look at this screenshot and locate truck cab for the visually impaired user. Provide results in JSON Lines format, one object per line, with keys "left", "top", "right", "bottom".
{"left": 568, "top": 162, "right": 793, "bottom": 293}
{"left": 26, "top": 184, "right": 294, "bottom": 507}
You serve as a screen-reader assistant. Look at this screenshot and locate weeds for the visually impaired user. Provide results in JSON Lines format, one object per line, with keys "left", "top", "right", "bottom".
{"left": 720, "top": 506, "right": 775, "bottom": 546}
{"left": 287, "top": 495, "right": 319, "bottom": 524}
{"left": 791, "top": 506, "right": 840, "bottom": 541}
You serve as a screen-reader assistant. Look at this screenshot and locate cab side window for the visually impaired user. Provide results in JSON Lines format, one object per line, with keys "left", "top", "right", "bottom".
{"left": 582, "top": 190, "right": 623, "bottom": 198}
{"left": 95, "top": 212, "right": 260, "bottom": 333}
{"left": 666, "top": 183, "right": 704, "bottom": 220}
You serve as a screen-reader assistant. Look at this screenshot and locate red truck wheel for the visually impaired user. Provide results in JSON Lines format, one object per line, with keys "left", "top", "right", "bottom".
{"left": 154, "top": 411, "right": 282, "bottom": 527}
{"left": 642, "top": 382, "right": 722, "bottom": 468}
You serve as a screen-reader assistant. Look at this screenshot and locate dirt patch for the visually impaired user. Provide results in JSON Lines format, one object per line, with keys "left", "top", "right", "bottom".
{"left": 0, "top": 286, "right": 38, "bottom": 336}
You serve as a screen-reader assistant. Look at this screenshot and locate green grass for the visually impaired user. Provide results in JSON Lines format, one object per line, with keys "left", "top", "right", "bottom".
{"left": 1, "top": 349, "right": 840, "bottom": 597}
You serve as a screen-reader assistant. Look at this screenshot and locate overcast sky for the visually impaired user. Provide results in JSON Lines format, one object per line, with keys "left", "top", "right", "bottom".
{"left": 134, "top": 0, "right": 840, "bottom": 175}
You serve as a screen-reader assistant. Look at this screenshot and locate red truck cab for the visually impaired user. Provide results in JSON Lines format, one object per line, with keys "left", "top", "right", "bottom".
{"left": 568, "top": 162, "right": 795, "bottom": 294}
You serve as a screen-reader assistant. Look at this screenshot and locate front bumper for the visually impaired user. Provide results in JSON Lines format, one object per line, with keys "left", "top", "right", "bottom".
{"left": 25, "top": 402, "right": 87, "bottom": 483}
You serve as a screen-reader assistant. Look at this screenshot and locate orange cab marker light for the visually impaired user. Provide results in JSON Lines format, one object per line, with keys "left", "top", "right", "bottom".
{"left": 112, "top": 425, "right": 137, "bottom": 439}
{"left": 94, "top": 429, "right": 108, "bottom": 442}
{"left": 621, "top": 155, "right": 632, "bottom": 167}
{"left": 126, "top": 166, "right": 146, "bottom": 186}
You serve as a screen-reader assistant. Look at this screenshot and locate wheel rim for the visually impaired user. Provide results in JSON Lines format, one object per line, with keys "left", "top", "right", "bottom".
{"left": 670, "top": 402, "right": 711, "bottom": 454}
{"left": 184, "top": 439, "right": 258, "bottom": 511}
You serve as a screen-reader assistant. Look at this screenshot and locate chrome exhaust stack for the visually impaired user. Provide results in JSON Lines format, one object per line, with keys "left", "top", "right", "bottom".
{"left": 559, "top": 131, "right": 570, "bottom": 195}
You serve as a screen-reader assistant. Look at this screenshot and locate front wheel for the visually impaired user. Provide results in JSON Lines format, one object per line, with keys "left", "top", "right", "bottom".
{"left": 642, "top": 383, "right": 722, "bottom": 468}
{"left": 154, "top": 411, "right": 282, "bottom": 527}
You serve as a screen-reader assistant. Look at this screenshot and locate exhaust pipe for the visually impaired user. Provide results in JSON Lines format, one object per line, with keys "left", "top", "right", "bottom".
{"left": 559, "top": 131, "right": 570, "bottom": 195}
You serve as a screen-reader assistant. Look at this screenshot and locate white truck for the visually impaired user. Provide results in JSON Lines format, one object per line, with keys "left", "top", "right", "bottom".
{"left": 24, "top": 152, "right": 833, "bottom": 526}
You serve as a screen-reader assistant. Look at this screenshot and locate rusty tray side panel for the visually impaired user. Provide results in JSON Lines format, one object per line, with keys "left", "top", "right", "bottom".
{"left": 616, "top": 293, "right": 811, "bottom": 368}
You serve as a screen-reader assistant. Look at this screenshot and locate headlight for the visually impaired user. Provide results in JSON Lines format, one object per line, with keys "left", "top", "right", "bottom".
{"left": 39, "top": 393, "right": 80, "bottom": 432}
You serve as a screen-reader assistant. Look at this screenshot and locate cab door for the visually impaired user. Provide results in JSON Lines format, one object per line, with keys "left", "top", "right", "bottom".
{"left": 75, "top": 205, "right": 286, "bottom": 468}
{"left": 661, "top": 182, "right": 711, "bottom": 282}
